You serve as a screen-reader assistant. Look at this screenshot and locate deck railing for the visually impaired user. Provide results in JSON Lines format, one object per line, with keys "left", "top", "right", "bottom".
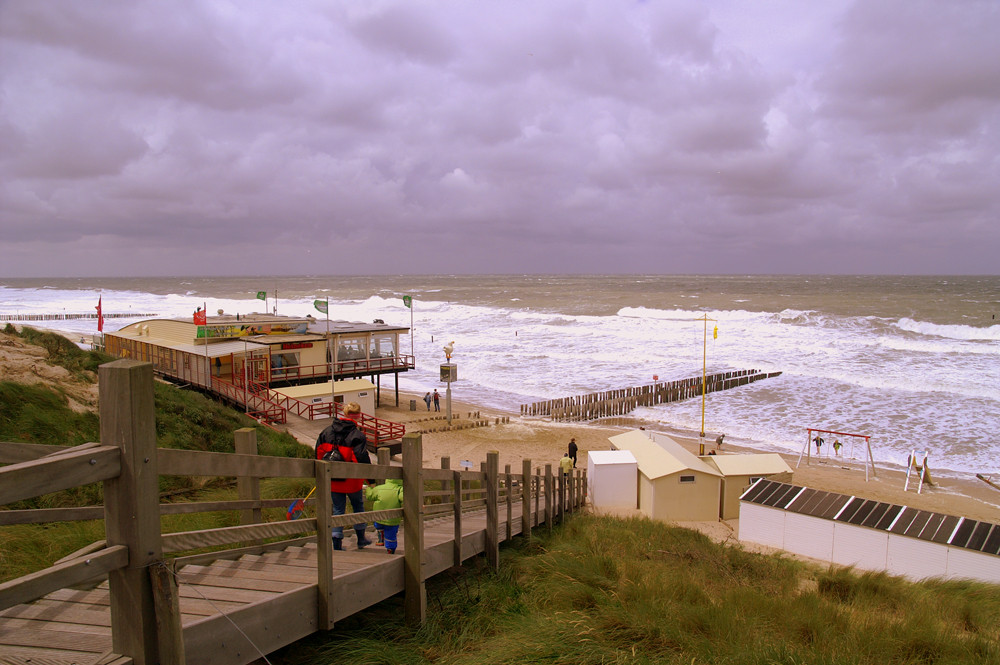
{"left": 0, "top": 359, "right": 583, "bottom": 665}
{"left": 271, "top": 355, "right": 415, "bottom": 383}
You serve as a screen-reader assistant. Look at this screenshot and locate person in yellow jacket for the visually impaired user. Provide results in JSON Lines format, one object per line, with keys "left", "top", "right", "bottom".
{"left": 559, "top": 452, "right": 573, "bottom": 477}
{"left": 366, "top": 478, "right": 404, "bottom": 554}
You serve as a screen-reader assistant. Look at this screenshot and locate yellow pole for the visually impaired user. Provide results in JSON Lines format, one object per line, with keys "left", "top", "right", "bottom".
{"left": 700, "top": 315, "right": 707, "bottom": 454}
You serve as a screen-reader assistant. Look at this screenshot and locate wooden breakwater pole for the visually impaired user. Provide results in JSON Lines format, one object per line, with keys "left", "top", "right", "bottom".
{"left": 0, "top": 312, "right": 157, "bottom": 322}
{"left": 520, "top": 369, "right": 782, "bottom": 421}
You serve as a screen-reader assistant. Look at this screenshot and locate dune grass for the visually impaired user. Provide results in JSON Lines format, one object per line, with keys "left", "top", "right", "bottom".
{"left": 273, "top": 515, "right": 1000, "bottom": 665}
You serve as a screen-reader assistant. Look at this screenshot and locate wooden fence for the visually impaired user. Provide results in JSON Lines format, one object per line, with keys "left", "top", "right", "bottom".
{"left": 520, "top": 369, "right": 782, "bottom": 421}
{"left": 0, "top": 359, "right": 584, "bottom": 665}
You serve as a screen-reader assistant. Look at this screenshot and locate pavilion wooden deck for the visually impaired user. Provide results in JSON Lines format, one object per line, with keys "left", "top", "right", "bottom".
{"left": 0, "top": 360, "right": 584, "bottom": 665}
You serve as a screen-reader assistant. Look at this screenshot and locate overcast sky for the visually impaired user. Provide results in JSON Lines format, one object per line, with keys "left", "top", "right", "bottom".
{"left": 1, "top": 1, "right": 998, "bottom": 277}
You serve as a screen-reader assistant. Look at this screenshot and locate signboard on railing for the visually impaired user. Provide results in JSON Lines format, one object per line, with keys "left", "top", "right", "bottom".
{"left": 196, "top": 321, "right": 310, "bottom": 339}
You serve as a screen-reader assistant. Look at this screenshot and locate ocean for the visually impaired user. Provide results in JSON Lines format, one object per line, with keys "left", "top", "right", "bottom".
{"left": 2, "top": 275, "right": 998, "bottom": 478}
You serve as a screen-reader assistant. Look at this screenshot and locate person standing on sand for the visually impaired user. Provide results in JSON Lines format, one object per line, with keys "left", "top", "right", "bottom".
{"left": 423, "top": 392, "right": 432, "bottom": 410}
{"left": 559, "top": 452, "right": 573, "bottom": 477}
{"left": 433, "top": 389, "right": 440, "bottom": 411}
{"left": 716, "top": 434, "right": 725, "bottom": 449}
{"left": 833, "top": 440, "right": 842, "bottom": 456}
{"left": 568, "top": 438, "right": 578, "bottom": 467}
{"left": 813, "top": 435, "right": 824, "bottom": 455}
{"left": 315, "top": 402, "right": 372, "bottom": 551}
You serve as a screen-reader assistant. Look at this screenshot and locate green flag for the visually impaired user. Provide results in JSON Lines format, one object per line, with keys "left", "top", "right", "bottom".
{"left": 402, "top": 295, "right": 412, "bottom": 309}
{"left": 256, "top": 291, "right": 266, "bottom": 301}
{"left": 314, "top": 299, "right": 328, "bottom": 314}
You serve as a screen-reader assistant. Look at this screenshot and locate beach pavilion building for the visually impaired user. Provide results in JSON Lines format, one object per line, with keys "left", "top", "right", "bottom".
{"left": 102, "top": 311, "right": 413, "bottom": 429}
{"left": 609, "top": 430, "right": 723, "bottom": 522}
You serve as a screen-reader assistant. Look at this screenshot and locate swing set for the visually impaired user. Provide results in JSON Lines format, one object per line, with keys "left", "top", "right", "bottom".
{"left": 798, "top": 427, "right": 877, "bottom": 481}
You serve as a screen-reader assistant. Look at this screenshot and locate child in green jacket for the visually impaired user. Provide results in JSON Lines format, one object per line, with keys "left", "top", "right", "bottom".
{"left": 366, "top": 478, "right": 404, "bottom": 554}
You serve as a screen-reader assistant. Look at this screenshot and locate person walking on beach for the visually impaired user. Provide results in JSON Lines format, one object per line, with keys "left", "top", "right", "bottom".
{"left": 715, "top": 434, "right": 725, "bottom": 450}
{"left": 315, "top": 402, "right": 373, "bottom": 551}
{"left": 423, "top": 392, "right": 432, "bottom": 411}
{"left": 433, "top": 389, "right": 441, "bottom": 411}
{"left": 568, "top": 438, "right": 578, "bottom": 467}
{"left": 559, "top": 452, "right": 573, "bottom": 477}
{"left": 813, "top": 435, "right": 824, "bottom": 456}
{"left": 833, "top": 439, "right": 842, "bottom": 456}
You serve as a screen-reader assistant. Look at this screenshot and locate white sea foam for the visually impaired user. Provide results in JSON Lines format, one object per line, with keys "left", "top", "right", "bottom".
{"left": 3, "top": 278, "right": 998, "bottom": 477}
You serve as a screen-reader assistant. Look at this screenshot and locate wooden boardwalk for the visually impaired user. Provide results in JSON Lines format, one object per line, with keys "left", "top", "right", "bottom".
{"left": 1, "top": 505, "right": 539, "bottom": 665}
{"left": 1, "top": 360, "right": 582, "bottom": 665}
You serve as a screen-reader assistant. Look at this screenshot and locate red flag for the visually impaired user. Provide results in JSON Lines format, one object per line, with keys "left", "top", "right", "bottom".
{"left": 96, "top": 296, "right": 104, "bottom": 332}
{"left": 193, "top": 306, "right": 207, "bottom": 326}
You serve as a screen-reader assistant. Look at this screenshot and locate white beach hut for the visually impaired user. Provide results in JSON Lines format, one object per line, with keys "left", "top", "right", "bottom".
{"left": 739, "top": 479, "right": 1000, "bottom": 584}
{"left": 587, "top": 450, "right": 638, "bottom": 511}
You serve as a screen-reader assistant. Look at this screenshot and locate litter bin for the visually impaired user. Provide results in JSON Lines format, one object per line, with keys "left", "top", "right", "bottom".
{"left": 409, "top": 399, "right": 417, "bottom": 411}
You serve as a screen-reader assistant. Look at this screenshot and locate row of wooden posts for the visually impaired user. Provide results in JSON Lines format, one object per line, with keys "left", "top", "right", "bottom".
{"left": 0, "top": 312, "right": 156, "bottom": 321}
{"left": 0, "top": 360, "right": 586, "bottom": 665}
{"left": 520, "top": 369, "right": 782, "bottom": 421}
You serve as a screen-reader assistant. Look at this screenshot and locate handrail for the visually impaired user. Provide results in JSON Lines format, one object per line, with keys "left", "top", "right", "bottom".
{"left": 0, "top": 446, "right": 120, "bottom": 505}
{"left": 0, "top": 545, "right": 129, "bottom": 613}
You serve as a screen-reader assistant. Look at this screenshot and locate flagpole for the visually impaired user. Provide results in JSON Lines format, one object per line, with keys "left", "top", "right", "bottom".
{"left": 203, "top": 302, "right": 210, "bottom": 390}
{"left": 326, "top": 298, "right": 334, "bottom": 413}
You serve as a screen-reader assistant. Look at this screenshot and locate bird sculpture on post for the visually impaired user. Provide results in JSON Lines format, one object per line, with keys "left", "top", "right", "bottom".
{"left": 443, "top": 340, "right": 455, "bottom": 360}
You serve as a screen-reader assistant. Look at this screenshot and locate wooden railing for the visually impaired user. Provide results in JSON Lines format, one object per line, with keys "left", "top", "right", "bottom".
{"left": 0, "top": 359, "right": 583, "bottom": 665}
{"left": 271, "top": 355, "right": 415, "bottom": 383}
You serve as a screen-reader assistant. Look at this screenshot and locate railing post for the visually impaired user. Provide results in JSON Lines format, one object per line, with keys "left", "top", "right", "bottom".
{"left": 149, "top": 563, "right": 185, "bottom": 665}
{"left": 235, "top": 428, "right": 262, "bottom": 546}
{"left": 521, "top": 459, "right": 531, "bottom": 540}
{"left": 377, "top": 447, "right": 391, "bottom": 466}
{"left": 452, "top": 470, "right": 463, "bottom": 568}
{"left": 100, "top": 360, "right": 163, "bottom": 665}
{"left": 544, "top": 464, "right": 553, "bottom": 534}
{"left": 440, "top": 455, "right": 450, "bottom": 499}
{"left": 315, "top": 460, "right": 334, "bottom": 629}
{"left": 485, "top": 451, "right": 499, "bottom": 570}
{"left": 403, "top": 432, "right": 426, "bottom": 626}
{"left": 534, "top": 467, "right": 540, "bottom": 527}
{"left": 557, "top": 468, "right": 565, "bottom": 523}
{"left": 567, "top": 468, "right": 575, "bottom": 514}
{"left": 504, "top": 464, "right": 512, "bottom": 541}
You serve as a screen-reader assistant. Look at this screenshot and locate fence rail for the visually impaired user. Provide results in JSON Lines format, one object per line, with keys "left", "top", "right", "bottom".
{"left": 520, "top": 369, "right": 782, "bottom": 421}
{"left": 0, "top": 359, "right": 584, "bottom": 665}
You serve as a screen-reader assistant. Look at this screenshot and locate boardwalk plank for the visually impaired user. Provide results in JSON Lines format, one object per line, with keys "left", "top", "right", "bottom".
{"left": 0, "top": 601, "right": 111, "bottom": 627}
{"left": 173, "top": 569, "right": 301, "bottom": 594}
{"left": 0, "top": 617, "right": 111, "bottom": 637}
{"left": 0, "top": 644, "right": 120, "bottom": 665}
{"left": 0, "top": 623, "right": 110, "bottom": 653}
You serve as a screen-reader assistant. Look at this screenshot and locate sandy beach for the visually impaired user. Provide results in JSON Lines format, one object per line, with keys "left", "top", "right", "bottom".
{"left": 358, "top": 390, "right": 1000, "bottom": 526}
{"left": 6, "top": 326, "right": 998, "bottom": 526}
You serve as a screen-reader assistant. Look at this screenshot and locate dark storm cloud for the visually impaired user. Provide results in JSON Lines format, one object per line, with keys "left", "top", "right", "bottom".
{"left": 0, "top": 0, "right": 998, "bottom": 277}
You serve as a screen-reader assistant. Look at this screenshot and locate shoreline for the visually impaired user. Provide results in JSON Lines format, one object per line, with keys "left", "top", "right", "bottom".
{"left": 378, "top": 390, "right": 1000, "bottom": 525}
{"left": 21, "top": 324, "right": 1000, "bottom": 525}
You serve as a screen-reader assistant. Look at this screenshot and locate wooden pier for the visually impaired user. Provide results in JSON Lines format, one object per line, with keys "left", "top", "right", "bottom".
{"left": 520, "top": 369, "right": 782, "bottom": 421}
{"left": 0, "top": 360, "right": 585, "bottom": 665}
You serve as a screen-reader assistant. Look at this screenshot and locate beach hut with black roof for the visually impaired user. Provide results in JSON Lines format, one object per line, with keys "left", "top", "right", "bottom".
{"left": 739, "top": 479, "right": 1000, "bottom": 583}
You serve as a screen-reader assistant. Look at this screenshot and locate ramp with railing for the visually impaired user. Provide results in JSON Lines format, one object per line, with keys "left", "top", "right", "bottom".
{"left": 0, "top": 360, "right": 584, "bottom": 665}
